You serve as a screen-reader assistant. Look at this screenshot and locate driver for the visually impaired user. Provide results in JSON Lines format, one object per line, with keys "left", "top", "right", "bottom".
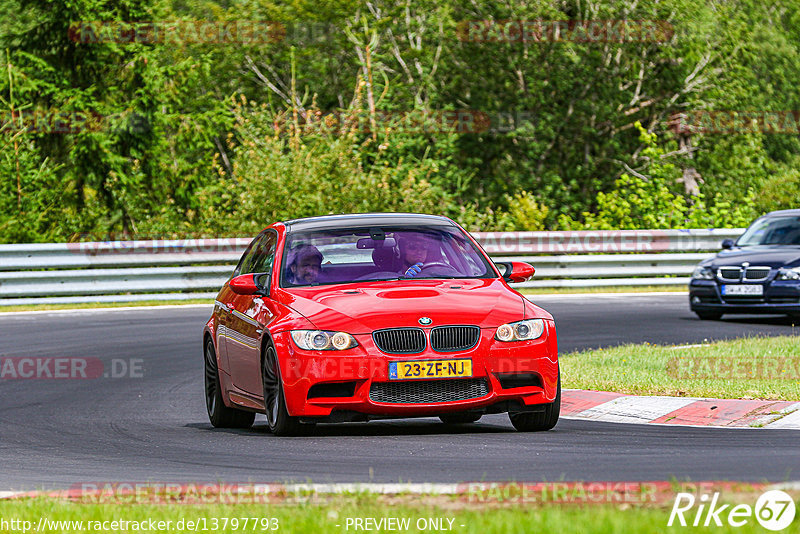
{"left": 397, "top": 234, "right": 437, "bottom": 278}
{"left": 286, "top": 244, "right": 322, "bottom": 285}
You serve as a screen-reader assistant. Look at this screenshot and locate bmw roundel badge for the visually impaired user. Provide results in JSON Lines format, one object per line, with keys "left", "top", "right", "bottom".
{"left": 418, "top": 317, "right": 432, "bottom": 326}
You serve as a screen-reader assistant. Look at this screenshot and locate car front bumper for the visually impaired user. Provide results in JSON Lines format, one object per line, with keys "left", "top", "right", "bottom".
{"left": 272, "top": 320, "right": 559, "bottom": 420}
{"left": 689, "top": 279, "right": 800, "bottom": 315}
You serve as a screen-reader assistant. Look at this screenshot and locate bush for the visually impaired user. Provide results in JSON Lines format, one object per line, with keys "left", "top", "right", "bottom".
{"left": 558, "top": 123, "right": 758, "bottom": 230}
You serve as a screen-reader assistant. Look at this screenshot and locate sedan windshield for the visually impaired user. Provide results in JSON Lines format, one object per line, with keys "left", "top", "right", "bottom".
{"left": 280, "top": 225, "right": 494, "bottom": 287}
{"left": 737, "top": 217, "right": 800, "bottom": 246}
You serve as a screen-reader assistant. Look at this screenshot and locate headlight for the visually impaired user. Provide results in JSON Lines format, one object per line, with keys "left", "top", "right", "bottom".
{"left": 777, "top": 267, "right": 800, "bottom": 281}
{"left": 290, "top": 330, "right": 358, "bottom": 350}
{"left": 495, "top": 319, "right": 545, "bottom": 342}
{"left": 691, "top": 266, "right": 715, "bottom": 280}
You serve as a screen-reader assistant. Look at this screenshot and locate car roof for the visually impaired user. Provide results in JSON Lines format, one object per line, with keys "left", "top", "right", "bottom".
{"left": 765, "top": 209, "right": 800, "bottom": 218}
{"left": 282, "top": 213, "right": 456, "bottom": 232}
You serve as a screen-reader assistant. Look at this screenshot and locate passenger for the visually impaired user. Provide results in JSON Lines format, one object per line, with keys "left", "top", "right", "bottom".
{"left": 286, "top": 244, "right": 322, "bottom": 285}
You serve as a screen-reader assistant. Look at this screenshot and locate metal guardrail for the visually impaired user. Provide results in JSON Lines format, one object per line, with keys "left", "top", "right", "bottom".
{"left": 0, "top": 229, "right": 743, "bottom": 305}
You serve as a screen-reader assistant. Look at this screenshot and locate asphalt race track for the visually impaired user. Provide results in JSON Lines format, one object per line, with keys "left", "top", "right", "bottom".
{"left": 1, "top": 293, "right": 798, "bottom": 490}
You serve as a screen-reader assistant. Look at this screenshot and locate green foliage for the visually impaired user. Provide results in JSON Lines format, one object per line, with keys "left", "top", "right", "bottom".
{"left": 1, "top": 0, "right": 798, "bottom": 242}
{"left": 754, "top": 158, "right": 800, "bottom": 214}
{"left": 558, "top": 123, "right": 758, "bottom": 230}
{"left": 196, "top": 85, "right": 475, "bottom": 235}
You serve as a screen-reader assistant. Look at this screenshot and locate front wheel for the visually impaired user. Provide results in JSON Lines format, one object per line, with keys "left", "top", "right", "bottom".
{"left": 508, "top": 371, "right": 560, "bottom": 432}
{"left": 262, "top": 342, "right": 308, "bottom": 436}
{"left": 204, "top": 339, "right": 255, "bottom": 429}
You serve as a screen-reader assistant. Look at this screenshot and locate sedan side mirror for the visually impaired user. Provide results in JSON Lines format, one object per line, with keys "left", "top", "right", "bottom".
{"left": 495, "top": 261, "right": 535, "bottom": 283}
{"left": 229, "top": 272, "right": 270, "bottom": 296}
{"left": 721, "top": 239, "right": 735, "bottom": 250}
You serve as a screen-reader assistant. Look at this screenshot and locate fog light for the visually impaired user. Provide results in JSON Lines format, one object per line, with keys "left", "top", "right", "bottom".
{"left": 691, "top": 296, "right": 700, "bottom": 304}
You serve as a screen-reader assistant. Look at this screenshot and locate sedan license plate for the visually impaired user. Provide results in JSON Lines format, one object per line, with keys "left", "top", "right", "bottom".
{"left": 389, "top": 359, "right": 472, "bottom": 380}
{"left": 721, "top": 284, "right": 763, "bottom": 296}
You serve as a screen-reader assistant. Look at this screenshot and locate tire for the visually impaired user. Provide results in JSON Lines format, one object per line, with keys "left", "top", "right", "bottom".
{"left": 509, "top": 371, "right": 560, "bottom": 432}
{"left": 204, "top": 338, "right": 255, "bottom": 429}
{"left": 262, "top": 342, "right": 308, "bottom": 436}
{"left": 439, "top": 413, "right": 482, "bottom": 425}
{"left": 695, "top": 311, "right": 723, "bottom": 320}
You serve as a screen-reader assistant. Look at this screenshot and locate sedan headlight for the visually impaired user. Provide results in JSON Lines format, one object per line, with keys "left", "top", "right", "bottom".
{"left": 495, "top": 319, "right": 545, "bottom": 342}
{"left": 290, "top": 330, "right": 358, "bottom": 350}
{"left": 777, "top": 267, "right": 800, "bottom": 281}
{"left": 691, "top": 266, "right": 716, "bottom": 280}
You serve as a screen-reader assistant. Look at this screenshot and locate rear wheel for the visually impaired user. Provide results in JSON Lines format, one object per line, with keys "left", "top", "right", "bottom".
{"left": 262, "top": 342, "right": 308, "bottom": 436}
{"left": 509, "top": 371, "right": 560, "bottom": 432}
{"left": 695, "top": 311, "right": 723, "bottom": 320}
{"left": 439, "top": 413, "right": 482, "bottom": 425}
{"left": 204, "top": 339, "right": 255, "bottom": 428}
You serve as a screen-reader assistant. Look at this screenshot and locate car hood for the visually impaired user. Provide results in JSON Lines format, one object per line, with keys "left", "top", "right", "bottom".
{"left": 278, "top": 279, "right": 526, "bottom": 333}
{"left": 707, "top": 246, "right": 800, "bottom": 268}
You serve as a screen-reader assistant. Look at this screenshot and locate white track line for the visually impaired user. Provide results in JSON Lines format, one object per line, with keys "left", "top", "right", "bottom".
{"left": 5, "top": 481, "right": 800, "bottom": 497}
{"left": 573, "top": 396, "right": 696, "bottom": 425}
{"left": 765, "top": 404, "right": 800, "bottom": 429}
{"left": 527, "top": 292, "right": 687, "bottom": 299}
{"left": 0, "top": 304, "right": 212, "bottom": 316}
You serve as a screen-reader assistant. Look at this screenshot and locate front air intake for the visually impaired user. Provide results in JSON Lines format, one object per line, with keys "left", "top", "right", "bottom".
{"left": 369, "top": 378, "right": 489, "bottom": 404}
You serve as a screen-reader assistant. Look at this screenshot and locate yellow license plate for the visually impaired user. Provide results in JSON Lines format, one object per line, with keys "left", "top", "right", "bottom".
{"left": 389, "top": 359, "right": 472, "bottom": 380}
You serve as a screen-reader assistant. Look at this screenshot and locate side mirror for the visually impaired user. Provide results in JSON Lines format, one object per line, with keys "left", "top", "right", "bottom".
{"left": 721, "top": 239, "right": 735, "bottom": 250}
{"left": 495, "top": 261, "right": 535, "bottom": 283}
{"left": 229, "top": 272, "right": 270, "bottom": 296}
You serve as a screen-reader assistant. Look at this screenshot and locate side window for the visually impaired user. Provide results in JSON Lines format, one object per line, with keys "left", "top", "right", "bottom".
{"left": 233, "top": 236, "right": 261, "bottom": 277}
{"left": 243, "top": 231, "right": 277, "bottom": 275}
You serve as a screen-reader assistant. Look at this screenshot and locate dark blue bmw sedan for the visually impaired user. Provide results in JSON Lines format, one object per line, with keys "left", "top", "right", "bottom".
{"left": 689, "top": 209, "right": 800, "bottom": 320}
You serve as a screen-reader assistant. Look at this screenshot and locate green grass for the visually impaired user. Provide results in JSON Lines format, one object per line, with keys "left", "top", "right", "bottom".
{"left": 0, "top": 493, "right": 791, "bottom": 534}
{"left": 0, "top": 299, "right": 212, "bottom": 313}
{"left": 519, "top": 285, "right": 686, "bottom": 295}
{"left": 561, "top": 335, "right": 800, "bottom": 400}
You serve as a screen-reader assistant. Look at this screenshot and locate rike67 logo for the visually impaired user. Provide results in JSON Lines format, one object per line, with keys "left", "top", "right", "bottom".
{"left": 669, "top": 490, "right": 796, "bottom": 531}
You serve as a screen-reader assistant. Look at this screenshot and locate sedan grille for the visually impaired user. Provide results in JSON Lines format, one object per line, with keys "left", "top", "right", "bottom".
{"left": 722, "top": 296, "right": 765, "bottom": 304}
{"left": 369, "top": 378, "right": 489, "bottom": 404}
{"left": 718, "top": 266, "right": 772, "bottom": 282}
{"left": 743, "top": 267, "right": 771, "bottom": 281}
{"left": 430, "top": 326, "right": 480, "bottom": 352}
{"left": 373, "top": 328, "right": 426, "bottom": 354}
{"left": 718, "top": 267, "right": 742, "bottom": 281}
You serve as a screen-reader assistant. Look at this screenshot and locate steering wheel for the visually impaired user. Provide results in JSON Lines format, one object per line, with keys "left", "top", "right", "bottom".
{"left": 416, "top": 262, "right": 459, "bottom": 275}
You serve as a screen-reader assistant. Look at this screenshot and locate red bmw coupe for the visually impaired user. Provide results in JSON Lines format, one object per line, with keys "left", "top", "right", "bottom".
{"left": 203, "top": 213, "right": 559, "bottom": 435}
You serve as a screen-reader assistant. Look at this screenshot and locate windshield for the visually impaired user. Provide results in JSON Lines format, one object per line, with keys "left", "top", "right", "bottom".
{"left": 280, "top": 225, "right": 494, "bottom": 287}
{"left": 737, "top": 216, "right": 800, "bottom": 246}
